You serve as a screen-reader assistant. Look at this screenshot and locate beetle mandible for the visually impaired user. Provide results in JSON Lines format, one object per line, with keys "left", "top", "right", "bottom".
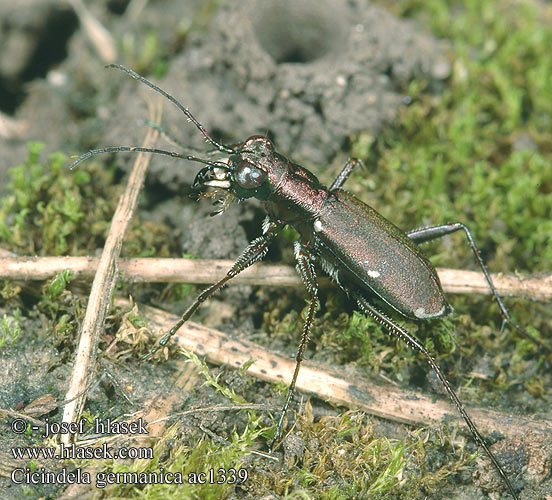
{"left": 71, "top": 64, "right": 547, "bottom": 500}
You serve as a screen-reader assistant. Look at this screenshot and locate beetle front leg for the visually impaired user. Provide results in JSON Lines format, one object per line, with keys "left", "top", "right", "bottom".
{"left": 143, "top": 219, "right": 282, "bottom": 360}
{"left": 407, "top": 222, "right": 549, "bottom": 353}
{"left": 270, "top": 242, "right": 319, "bottom": 450}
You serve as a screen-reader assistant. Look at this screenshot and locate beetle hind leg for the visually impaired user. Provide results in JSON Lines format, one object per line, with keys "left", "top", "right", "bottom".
{"left": 354, "top": 294, "right": 521, "bottom": 500}
{"left": 407, "top": 222, "right": 549, "bottom": 353}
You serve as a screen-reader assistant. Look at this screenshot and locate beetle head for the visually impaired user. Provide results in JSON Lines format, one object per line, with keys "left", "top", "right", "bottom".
{"left": 193, "top": 136, "right": 279, "bottom": 212}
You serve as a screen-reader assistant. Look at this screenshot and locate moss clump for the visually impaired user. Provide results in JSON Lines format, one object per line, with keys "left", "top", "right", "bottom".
{"left": 0, "top": 142, "right": 178, "bottom": 259}
{"left": 0, "top": 142, "right": 116, "bottom": 256}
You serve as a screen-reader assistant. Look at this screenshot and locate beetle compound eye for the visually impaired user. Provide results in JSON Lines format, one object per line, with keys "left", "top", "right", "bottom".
{"left": 235, "top": 161, "right": 268, "bottom": 189}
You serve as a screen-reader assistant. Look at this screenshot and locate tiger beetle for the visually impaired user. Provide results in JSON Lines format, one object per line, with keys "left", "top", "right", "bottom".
{"left": 71, "top": 64, "right": 548, "bottom": 500}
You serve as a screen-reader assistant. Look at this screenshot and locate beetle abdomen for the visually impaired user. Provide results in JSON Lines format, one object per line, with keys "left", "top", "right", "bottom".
{"left": 312, "top": 189, "right": 450, "bottom": 320}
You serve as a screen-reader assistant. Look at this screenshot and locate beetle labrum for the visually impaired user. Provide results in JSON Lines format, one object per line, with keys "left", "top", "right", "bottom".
{"left": 71, "top": 64, "right": 546, "bottom": 499}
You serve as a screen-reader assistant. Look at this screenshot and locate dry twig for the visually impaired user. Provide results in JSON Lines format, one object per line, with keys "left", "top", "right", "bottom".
{"left": 0, "top": 255, "right": 550, "bottom": 301}
{"left": 67, "top": 0, "right": 117, "bottom": 63}
{"left": 125, "top": 298, "right": 552, "bottom": 442}
{"left": 60, "top": 99, "right": 162, "bottom": 444}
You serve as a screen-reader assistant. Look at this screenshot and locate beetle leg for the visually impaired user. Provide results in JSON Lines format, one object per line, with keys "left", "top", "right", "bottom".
{"left": 329, "top": 158, "right": 365, "bottom": 191}
{"left": 354, "top": 294, "right": 520, "bottom": 500}
{"left": 407, "top": 222, "right": 549, "bottom": 352}
{"left": 407, "top": 222, "right": 479, "bottom": 244}
{"left": 143, "top": 219, "right": 282, "bottom": 360}
{"left": 270, "top": 242, "right": 319, "bottom": 450}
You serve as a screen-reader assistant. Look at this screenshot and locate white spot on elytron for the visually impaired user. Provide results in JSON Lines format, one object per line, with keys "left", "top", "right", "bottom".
{"left": 414, "top": 305, "right": 447, "bottom": 319}
{"left": 414, "top": 307, "right": 427, "bottom": 319}
{"left": 367, "top": 270, "right": 380, "bottom": 278}
{"left": 314, "top": 220, "right": 323, "bottom": 232}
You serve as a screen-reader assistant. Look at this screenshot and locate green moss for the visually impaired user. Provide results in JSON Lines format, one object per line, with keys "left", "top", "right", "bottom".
{"left": 0, "top": 142, "right": 116, "bottom": 256}
{"left": 364, "top": 0, "right": 552, "bottom": 273}
{"left": 88, "top": 423, "right": 258, "bottom": 499}
{"left": 0, "top": 143, "right": 176, "bottom": 340}
{"left": 0, "top": 143, "right": 179, "bottom": 262}
{"left": 82, "top": 350, "right": 469, "bottom": 500}
{"left": 254, "top": 408, "right": 472, "bottom": 499}
{"left": 36, "top": 270, "right": 84, "bottom": 341}
{"left": 0, "top": 308, "right": 21, "bottom": 348}
{"left": 83, "top": 352, "right": 265, "bottom": 499}
{"left": 44, "top": 269, "right": 75, "bottom": 301}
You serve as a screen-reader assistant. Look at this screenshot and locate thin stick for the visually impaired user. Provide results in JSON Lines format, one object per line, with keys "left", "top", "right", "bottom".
{"left": 120, "top": 298, "right": 552, "bottom": 441}
{"left": 60, "top": 99, "right": 162, "bottom": 445}
{"left": 1, "top": 254, "right": 550, "bottom": 301}
{"left": 67, "top": 0, "right": 117, "bottom": 63}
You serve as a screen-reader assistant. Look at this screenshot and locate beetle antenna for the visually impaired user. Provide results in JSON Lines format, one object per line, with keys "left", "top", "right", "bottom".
{"left": 106, "top": 64, "right": 237, "bottom": 155}
{"left": 142, "top": 119, "right": 221, "bottom": 157}
{"left": 69, "top": 146, "right": 229, "bottom": 171}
